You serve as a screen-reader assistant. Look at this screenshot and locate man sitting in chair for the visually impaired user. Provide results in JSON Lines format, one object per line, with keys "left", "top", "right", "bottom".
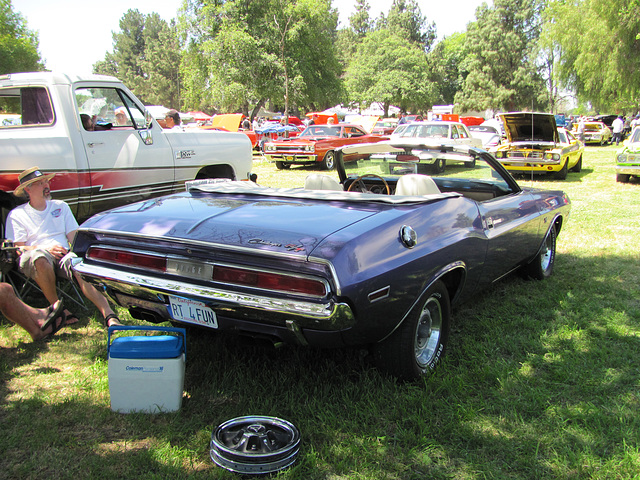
{"left": 5, "top": 167, "right": 122, "bottom": 329}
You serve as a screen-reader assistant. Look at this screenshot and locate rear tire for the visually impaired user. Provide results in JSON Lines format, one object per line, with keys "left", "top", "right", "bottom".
{"left": 524, "top": 226, "right": 556, "bottom": 280}
{"left": 373, "top": 280, "right": 450, "bottom": 380}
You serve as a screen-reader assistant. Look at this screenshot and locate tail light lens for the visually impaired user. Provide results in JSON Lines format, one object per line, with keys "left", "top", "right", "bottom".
{"left": 87, "top": 247, "right": 167, "bottom": 272}
{"left": 213, "top": 265, "right": 327, "bottom": 297}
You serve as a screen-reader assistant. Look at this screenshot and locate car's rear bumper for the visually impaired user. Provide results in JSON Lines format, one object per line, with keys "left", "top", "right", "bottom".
{"left": 73, "top": 261, "right": 355, "bottom": 345}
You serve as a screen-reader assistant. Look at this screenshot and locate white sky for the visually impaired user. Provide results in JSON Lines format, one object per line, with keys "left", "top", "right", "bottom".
{"left": 14, "top": 0, "right": 488, "bottom": 75}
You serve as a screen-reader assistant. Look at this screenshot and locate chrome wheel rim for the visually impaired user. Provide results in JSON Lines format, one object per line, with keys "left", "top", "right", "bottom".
{"left": 414, "top": 296, "right": 442, "bottom": 368}
{"left": 540, "top": 231, "right": 554, "bottom": 273}
{"left": 210, "top": 416, "right": 300, "bottom": 475}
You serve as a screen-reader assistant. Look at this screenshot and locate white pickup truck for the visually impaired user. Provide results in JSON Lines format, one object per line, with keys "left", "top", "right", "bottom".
{"left": 0, "top": 72, "right": 253, "bottom": 225}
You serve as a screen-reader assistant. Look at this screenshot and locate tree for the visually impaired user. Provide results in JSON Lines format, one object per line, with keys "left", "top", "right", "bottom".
{"left": 94, "top": 10, "right": 181, "bottom": 108}
{"left": 349, "top": 0, "right": 372, "bottom": 37}
{"left": 427, "top": 32, "right": 468, "bottom": 106}
{"left": 454, "top": 0, "right": 548, "bottom": 113}
{"left": 178, "top": 0, "right": 343, "bottom": 116}
{"left": 543, "top": 0, "right": 640, "bottom": 112}
{"left": 345, "top": 28, "right": 435, "bottom": 116}
{"left": 0, "top": 0, "right": 43, "bottom": 74}
{"left": 376, "top": 0, "right": 436, "bottom": 52}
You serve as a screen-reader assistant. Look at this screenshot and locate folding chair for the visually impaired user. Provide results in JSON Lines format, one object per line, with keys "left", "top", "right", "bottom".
{"left": 0, "top": 240, "right": 87, "bottom": 311}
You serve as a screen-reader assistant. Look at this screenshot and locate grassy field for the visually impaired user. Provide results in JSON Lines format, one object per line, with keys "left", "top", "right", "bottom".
{"left": 1, "top": 145, "right": 639, "bottom": 479}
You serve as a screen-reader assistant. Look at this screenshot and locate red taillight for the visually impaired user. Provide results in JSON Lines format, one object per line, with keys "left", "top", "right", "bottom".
{"left": 87, "top": 247, "right": 167, "bottom": 272}
{"left": 213, "top": 265, "right": 326, "bottom": 297}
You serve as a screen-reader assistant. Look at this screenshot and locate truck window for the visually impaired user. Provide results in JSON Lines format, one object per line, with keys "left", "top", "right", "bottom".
{"left": 75, "top": 87, "right": 146, "bottom": 131}
{"left": 0, "top": 86, "right": 55, "bottom": 128}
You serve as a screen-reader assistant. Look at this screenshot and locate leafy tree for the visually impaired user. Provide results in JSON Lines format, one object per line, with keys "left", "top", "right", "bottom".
{"left": 345, "top": 28, "right": 435, "bottom": 116}
{"left": 376, "top": 0, "right": 436, "bottom": 52}
{"left": 349, "top": 0, "right": 372, "bottom": 37}
{"left": 94, "top": 10, "right": 181, "bottom": 108}
{"left": 0, "top": 0, "right": 43, "bottom": 74}
{"left": 543, "top": 0, "right": 640, "bottom": 112}
{"left": 454, "top": 0, "right": 548, "bottom": 113}
{"left": 178, "top": 0, "right": 343, "bottom": 116}
{"left": 428, "top": 32, "right": 467, "bottom": 106}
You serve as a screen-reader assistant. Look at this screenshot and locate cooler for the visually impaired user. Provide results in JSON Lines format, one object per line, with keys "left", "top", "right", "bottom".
{"left": 107, "top": 326, "right": 186, "bottom": 413}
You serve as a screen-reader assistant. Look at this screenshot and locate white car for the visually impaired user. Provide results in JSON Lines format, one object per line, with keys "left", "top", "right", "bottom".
{"left": 468, "top": 124, "right": 502, "bottom": 148}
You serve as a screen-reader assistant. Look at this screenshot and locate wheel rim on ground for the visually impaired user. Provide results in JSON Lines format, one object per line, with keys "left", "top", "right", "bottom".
{"left": 540, "top": 230, "right": 554, "bottom": 273}
{"left": 210, "top": 416, "right": 301, "bottom": 475}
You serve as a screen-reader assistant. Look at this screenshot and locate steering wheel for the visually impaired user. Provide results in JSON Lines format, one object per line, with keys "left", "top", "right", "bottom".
{"left": 347, "top": 174, "right": 390, "bottom": 195}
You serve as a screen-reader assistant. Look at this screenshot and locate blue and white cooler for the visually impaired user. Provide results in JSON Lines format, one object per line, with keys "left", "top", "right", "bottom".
{"left": 107, "top": 326, "right": 186, "bottom": 413}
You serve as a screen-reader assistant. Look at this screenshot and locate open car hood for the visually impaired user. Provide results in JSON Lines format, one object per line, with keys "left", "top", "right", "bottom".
{"left": 499, "top": 112, "right": 558, "bottom": 144}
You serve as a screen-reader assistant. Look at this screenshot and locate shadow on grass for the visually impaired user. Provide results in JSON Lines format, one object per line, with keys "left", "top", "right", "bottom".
{"left": 1, "top": 251, "right": 639, "bottom": 478}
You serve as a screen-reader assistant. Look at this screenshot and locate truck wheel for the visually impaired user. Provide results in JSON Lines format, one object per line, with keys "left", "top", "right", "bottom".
{"left": 321, "top": 151, "right": 335, "bottom": 170}
{"left": 524, "top": 226, "right": 556, "bottom": 280}
{"left": 275, "top": 161, "right": 289, "bottom": 170}
{"left": 616, "top": 173, "right": 630, "bottom": 183}
{"left": 373, "top": 280, "right": 450, "bottom": 380}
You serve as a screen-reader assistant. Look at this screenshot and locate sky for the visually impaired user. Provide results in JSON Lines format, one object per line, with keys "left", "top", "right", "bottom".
{"left": 14, "top": 0, "right": 488, "bottom": 75}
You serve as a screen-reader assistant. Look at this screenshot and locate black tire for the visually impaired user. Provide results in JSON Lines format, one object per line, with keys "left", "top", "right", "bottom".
{"left": 569, "top": 155, "right": 582, "bottom": 173}
{"left": 275, "top": 161, "right": 288, "bottom": 170}
{"left": 524, "top": 226, "right": 556, "bottom": 280}
{"left": 553, "top": 159, "right": 568, "bottom": 180}
{"left": 321, "top": 151, "right": 335, "bottom": 170}
{"left": 373, "top": 280, "right": 450, "bottom": 380}
{"left": 464, "top": 159, "right": 476, "bottom": 168}
{"left": 432, "top": 158, "right": 446, "bottom": 173}
{"left": 617, "top": 173, "right": 630, "bottom": 183}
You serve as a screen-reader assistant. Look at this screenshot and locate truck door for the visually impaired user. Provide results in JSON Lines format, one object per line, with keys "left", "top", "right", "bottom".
{"left": 75, "top": 86, "right": 174, "bottom": 221}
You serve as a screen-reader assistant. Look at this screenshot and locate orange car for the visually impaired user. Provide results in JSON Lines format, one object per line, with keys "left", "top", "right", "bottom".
{"left": 264, "top": 124, "right": 388, "bottom": 170}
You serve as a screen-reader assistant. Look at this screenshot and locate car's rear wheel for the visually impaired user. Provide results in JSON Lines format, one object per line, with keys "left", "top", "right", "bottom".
{"left": 617, "top": 173, "right": 630, "bottom": 183}
{"left": 524, "top": 226, "right": 556, "bottom": 280}
{"left": 321, "top": 151, "right": 335, "bottom": 170}
{"left": 432, "top": 158, "right": 446, "bottom": 173}
{"left": 373, "top": 280, "right": 450, "bottom": 380}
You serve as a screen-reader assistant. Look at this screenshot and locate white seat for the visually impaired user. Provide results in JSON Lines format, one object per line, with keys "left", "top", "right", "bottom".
{"left": 395, "top": 174, "right": 440, "bottom": 196}
{"left": 304, "top": 174, "right": 343, "bottom": 191}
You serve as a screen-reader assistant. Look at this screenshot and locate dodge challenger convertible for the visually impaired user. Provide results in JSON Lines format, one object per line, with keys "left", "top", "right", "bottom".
{"left": 72, "top": 142, "right": 570, "bottom": 380}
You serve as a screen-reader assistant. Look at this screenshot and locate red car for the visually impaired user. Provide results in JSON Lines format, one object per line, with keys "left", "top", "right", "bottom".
{"left": 263, "top": 124, "right": 388, "bottom": 170}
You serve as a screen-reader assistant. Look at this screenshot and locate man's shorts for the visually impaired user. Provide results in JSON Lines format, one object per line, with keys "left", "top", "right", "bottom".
{"left": 18, "top": 248, "right": 76, "bottom": 281}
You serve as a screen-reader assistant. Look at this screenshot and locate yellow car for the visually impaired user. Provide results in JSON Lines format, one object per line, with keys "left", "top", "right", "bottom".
{"left": 492, "top": 112, "right": 584, "bottom": 180}
{"left": 572, "top": 121, "right": 612, "bottom": 146}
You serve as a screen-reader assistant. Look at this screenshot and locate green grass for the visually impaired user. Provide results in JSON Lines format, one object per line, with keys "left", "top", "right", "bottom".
{"left": 2, "top": 146, "right": 640, "bottom": 479}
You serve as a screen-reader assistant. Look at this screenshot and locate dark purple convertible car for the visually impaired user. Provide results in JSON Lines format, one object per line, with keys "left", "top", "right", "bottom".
{"left": 72, "top": 142, "right": 570, "bottom": 379}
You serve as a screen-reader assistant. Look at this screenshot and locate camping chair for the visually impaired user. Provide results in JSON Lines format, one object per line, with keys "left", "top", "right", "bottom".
{"left": 0, "top": 240, "right": 87, "bottom": 312}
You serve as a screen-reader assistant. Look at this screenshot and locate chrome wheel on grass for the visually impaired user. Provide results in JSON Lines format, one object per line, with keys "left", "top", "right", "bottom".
{"left": 210, "top": 416, "right": 301, "bottom": 475}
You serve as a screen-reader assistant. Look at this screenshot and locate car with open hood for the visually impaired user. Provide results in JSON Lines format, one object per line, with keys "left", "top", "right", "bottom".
{"left": 263, "top": 124, "right": 388, "bottom": 170}
{"left": 492, "top": 112, "right": 584, "bottom": 179}
{"left": 615, "top": 126, "right": 640, "bottom": 183}
{"left": 71, "top": 141, "right": 570, "bottom": 380}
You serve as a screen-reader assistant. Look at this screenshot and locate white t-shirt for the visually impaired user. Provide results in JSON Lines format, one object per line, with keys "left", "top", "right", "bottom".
{"left": 6, "top": 200, "right": 78, "bottom": 249}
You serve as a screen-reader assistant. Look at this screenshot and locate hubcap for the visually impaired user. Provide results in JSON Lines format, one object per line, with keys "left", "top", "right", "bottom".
{"left": 414, "top": 296, "right": 442, "bottom": 368}
{"left": 540, "top": 232, "right": 554, "bottom": 272}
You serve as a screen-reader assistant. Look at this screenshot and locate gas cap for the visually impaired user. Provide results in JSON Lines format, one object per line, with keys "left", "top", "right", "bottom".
{"left": 400, "top": 225, "right": 418, "bottom": 248}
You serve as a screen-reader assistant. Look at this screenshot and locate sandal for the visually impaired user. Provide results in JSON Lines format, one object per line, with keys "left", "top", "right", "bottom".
{"left": 104, "top": 313, "right": 122, "bottom": 328}
{"left": 41, "top": 300, "right": 68, "bottom": 337}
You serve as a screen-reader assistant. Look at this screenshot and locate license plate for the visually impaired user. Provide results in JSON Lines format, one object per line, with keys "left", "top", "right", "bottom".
{"left": 286, "top": 155, "right": 294, "bottom": 161}
{"left": 169, "top": 296, "right": 218, "bottom": 328}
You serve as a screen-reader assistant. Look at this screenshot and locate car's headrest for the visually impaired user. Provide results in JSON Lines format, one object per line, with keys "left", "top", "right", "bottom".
{"left": 395, "top": 174, "right": 440, "bottom": 196}
{"left": 304, "top": 174, "right": 343, "bottom": 191}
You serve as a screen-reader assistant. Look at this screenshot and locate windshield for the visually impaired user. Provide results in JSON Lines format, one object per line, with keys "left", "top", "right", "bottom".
{"left": 397, "top": 123, "right": 450, "bottom": 139}
{"left": 340, "top": 145, "right": 516, "bottom": 197}
{"left": 301, "top": 125, "right": 341, "bottom": 137}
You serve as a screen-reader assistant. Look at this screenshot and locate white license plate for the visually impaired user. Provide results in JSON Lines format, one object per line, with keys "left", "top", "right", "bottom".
{"left": 169, "top": 296, "right": 218, "bottom": 328}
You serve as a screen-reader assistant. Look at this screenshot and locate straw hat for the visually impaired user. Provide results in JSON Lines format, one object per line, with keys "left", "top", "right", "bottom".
{"left": 13, "top": 167, "right": 55, "bottom": 197}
